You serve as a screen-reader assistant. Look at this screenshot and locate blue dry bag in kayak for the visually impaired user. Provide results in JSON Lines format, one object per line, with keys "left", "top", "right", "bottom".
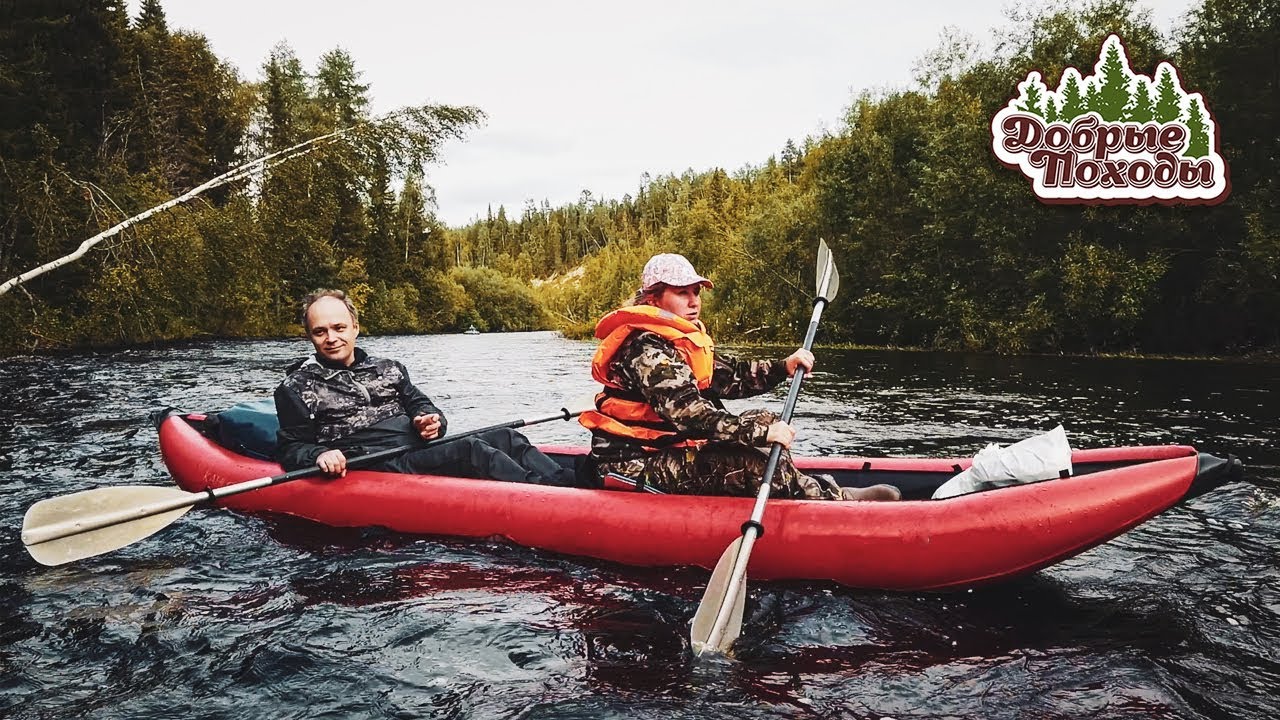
{"left": 214, "top": 398, "right": 280, "bottom": 460}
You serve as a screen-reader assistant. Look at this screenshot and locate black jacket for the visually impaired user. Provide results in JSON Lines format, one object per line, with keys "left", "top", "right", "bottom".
{"left": 273, "top": 348, "right": 447, "bottom": 470}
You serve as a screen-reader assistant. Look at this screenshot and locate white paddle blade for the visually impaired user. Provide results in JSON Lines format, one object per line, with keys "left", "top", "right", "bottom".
{"left": 816, "top": 238, "right": 840, "bottom": 301}
{"left": 23, "top": 486, "right": 199, "bottom": 566}
{"left": 690, "top": 538, "right": 748, "bottom": 656}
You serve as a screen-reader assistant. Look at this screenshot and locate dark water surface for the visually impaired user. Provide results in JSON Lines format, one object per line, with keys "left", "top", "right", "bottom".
{"left": 2, "top": 331, "right": 1277, "bottom": 719}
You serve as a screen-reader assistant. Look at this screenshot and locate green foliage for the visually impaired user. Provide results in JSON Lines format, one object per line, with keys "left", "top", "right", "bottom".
{"left": 191, "top": 198, "right": 283, "bottom": 337}
{"left": 0, "top": 0, "right": 1276, "bottom": 357}
{"left": 0, "top": 0, "right": 483, "bottom": 352}
{"left": 1059, "top": 239, "right": 1167, "bottom": 348}
{"left": 1175, "top": 0, "right": 1280, "bottom": 349}
{"left": 708, "top": 182, "right": 818, "bottom": 342}
{"left": 417, "top": 270, "right": 473, "bottom": 331}
{"left": 314, "top": 49, "right": 370, "bottom": 129}
{"left": 72, "top": 204, "right": 213, "bottom": 345}
{"left": 449, "top": 266, "right": 546, "bottom": 332}
{"left": 507, "top": 0, "right": 1275, "bottom": 356}
{"left": 531, "top": 237, "right": 664, "bottom": 334}
{"left": 362, "top": 283, "right": 422, "bottom": 334}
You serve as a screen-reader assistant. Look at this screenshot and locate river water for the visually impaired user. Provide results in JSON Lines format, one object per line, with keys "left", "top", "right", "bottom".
{"left": 1, "top": 331, "right": 1277, "bottom": 719}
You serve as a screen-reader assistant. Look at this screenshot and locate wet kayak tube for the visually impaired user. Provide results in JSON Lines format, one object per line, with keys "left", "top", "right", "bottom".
{"left": 158, "top": 414, "right": 1242, "bottom": 591}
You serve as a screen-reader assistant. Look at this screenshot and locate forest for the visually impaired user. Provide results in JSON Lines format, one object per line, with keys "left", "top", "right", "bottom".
{"left": 1, "top": 0, "right": 1276, "bottom": 354}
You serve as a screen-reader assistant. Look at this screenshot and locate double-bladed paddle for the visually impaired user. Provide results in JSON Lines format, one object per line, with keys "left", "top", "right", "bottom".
{"left": 22, "top": 405, "right": 588, "bottom": 566}
{"left": 690, "top": 238, "right": 841, "bottom": 657}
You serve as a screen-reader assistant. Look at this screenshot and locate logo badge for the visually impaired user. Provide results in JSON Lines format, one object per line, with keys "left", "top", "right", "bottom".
{"left": 992, "top": 34, "right": 1229, "bottom": 205}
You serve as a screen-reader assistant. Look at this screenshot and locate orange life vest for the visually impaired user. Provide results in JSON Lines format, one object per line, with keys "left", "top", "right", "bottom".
{"left": 578, "top": 305, "right": 715, "bottom": 450}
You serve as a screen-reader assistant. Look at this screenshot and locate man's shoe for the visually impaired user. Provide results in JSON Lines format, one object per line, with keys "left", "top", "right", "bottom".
{"left": 840, "top": 484, "right": 902, "bottom": 501}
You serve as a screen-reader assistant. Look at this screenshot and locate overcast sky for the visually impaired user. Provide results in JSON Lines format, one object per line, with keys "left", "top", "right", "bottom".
{"left": 132, "top": 0, "right": 1195, "bottom": 226}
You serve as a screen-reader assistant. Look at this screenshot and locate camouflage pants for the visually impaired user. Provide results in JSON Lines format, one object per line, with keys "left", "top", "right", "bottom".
{"left": 595, "top": 444, "right": 842, "bottom": 500}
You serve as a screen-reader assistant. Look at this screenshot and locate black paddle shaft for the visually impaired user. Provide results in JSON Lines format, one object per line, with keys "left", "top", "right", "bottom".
{"left": 777, "top": 296, "right": 829, "bottom": 424}
{"left": 756, "top": 295, "right": 830, "bottom": 487}
{"left": 262, "top": 406, "right": 581, "bottom": 488}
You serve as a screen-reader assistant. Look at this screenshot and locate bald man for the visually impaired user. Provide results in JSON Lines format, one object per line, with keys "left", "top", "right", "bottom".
{"left": 273, "top": 288, "right": 582, "bottom": 487}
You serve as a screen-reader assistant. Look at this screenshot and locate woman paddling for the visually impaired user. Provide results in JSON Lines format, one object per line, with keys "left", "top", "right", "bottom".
{"left": 579, "top": 253, "right": 899, "bottom": 501}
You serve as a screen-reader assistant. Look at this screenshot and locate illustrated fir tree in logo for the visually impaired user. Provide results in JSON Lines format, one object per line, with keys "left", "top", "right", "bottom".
{"left": 1185, "top": 98, "right": 1211, "bottom": 157}
{"left": 1016, "top": 80, "right": 1046, "bottom": 116}
{"left": 1083, "top": 82, "right": 1101, "bottom": 116}
{"left": 1006, "top": 35, "right": 1214, "bottom": 158}
{"left": 1126, "top": 77, "right": 1156, "bottom": 123}
{"left": 1153, "top": 66, "right": 1183, "bottom": 124}
{"left": 1059, "top": 71, "right": 1088, "bottom": 122}
{"left": 1094, "top": 40, "right": 1130, "bottom": 121}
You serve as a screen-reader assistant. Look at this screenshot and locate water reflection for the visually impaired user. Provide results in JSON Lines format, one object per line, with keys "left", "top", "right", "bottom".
{"left": 0, "top": 334, "right": 1276, "bottom": 718}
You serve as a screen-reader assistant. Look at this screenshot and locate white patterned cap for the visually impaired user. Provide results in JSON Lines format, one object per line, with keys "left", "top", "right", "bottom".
{"left": 640, "top": 253, "right": 713, "bottom": 291}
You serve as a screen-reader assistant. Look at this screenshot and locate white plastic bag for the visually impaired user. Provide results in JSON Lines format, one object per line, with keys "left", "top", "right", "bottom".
{"left": 932, "top": 425, "right": 1073, "bottom": 500}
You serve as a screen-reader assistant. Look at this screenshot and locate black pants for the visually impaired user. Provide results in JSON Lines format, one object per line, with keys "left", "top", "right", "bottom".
{"left": 373, "top": 428, "right": 579, "bottom": 486}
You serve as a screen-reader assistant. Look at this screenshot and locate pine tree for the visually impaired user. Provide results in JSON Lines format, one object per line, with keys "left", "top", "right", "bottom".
{"left": 128, "top": 24, "right": 248, "bottom": 193}
{"left": 1059, "top": 71, "right": 1087, "bottom": 120}
{"left": 1125, "top": 77, "right": 1155, "bottom": 123}
{"left": 136, "top": 0, "right": 168, "bottom": 33}
{"left": 1184, "top": 97, "right": 1210, "bottom": 157}
{"left": 396, "top": 173, "right": 436, "bottom": 270}
{"left": 314, "top": 48, "right": 370, "bottom": 129}
{"left": 365, "top": 151, "right": 398, "bottom": 282}
{"left": 313, "top": 49, "right": 372, "bottom": 257}
{"left": 1153, "top": 66, "right": 1182, "bottom": 123}
{"left": 1045, "top": 96, "right": 1060, "bottom": 123}
{"left": 256, "top": 43, "right": 332, "bottom": 302}
{"left": 0, "top": 0, "right": 136, "bottom": 289}
{"left": 780, "top": 139, "right": 801, "bottom": 182}
{"left": 494, "top": 205, "right": 511, "bottom": 257}
{"left": 1094, "top": 38, "right": 1132, "bottom": 121}
{"left": 1177, "top": 0, "right": 1278, "bottom": 348}
{"left": 259, "top": 43, "right": 310, "bottom": 152}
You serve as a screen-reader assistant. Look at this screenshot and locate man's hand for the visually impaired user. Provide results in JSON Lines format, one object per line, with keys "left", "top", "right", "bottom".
{"left": 784, "top": 348, "right": 815, "bottom": 377}
{"left": 413, "top": 413, "right": 443, "bottom": 440}
{"left": 316, "top": 449, "right": 347, "bottom": 477}
{"left": 765, "top": 420, "right": 796, "bottom": 448}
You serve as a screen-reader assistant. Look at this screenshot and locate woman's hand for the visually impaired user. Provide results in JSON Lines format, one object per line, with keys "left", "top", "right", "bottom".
{"left": 784, "top": 348, "right": 815, "bottom": 377}
{"left": 765, "top": 420, "right": 796, "bottom": 448}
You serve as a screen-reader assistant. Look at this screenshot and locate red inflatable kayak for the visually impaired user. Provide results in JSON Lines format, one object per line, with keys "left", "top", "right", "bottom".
{"left": 157, "top": 413, "right": 1239, "bottom": 591}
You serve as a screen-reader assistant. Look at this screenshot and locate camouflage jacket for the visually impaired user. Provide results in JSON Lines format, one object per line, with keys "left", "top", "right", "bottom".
{"left": 273, "top": 348, "right": 446, "bottom": 469}
{"left": 591, "top": 330, "right": 788, "bottom": 458}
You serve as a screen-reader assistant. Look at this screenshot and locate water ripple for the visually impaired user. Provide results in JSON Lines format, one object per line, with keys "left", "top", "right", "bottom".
{"left": 1, "top": 335, "right": 1276, "bottom": 718}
